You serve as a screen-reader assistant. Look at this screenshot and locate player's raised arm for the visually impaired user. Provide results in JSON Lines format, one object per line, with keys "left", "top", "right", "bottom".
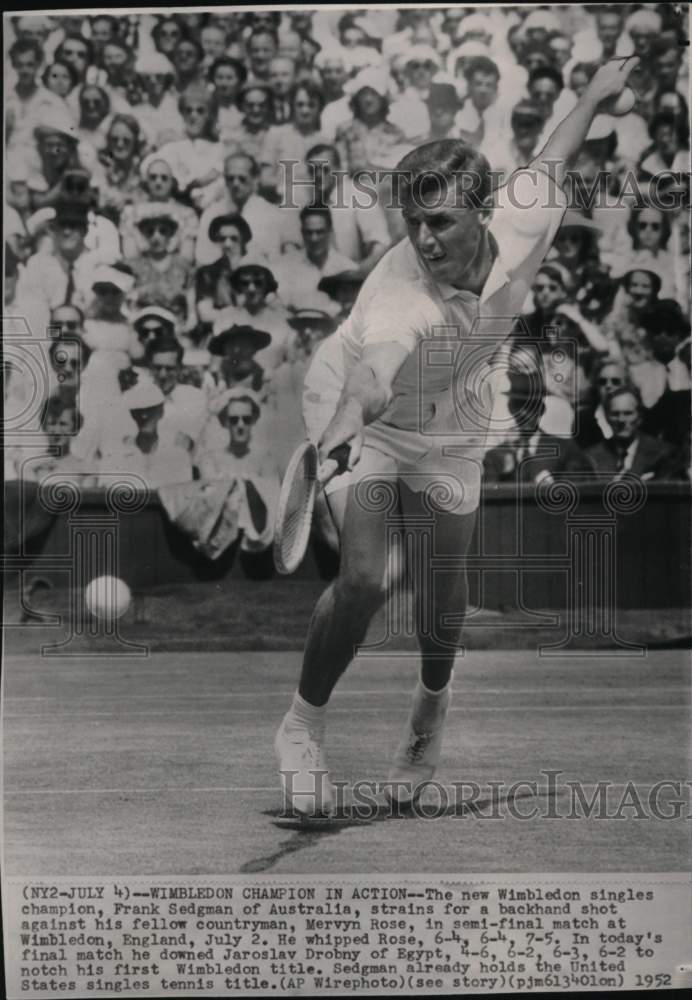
{"left": 317, "top": 342, "right": 409, "bottom": 480}
{"left": 530, "top": 57, "right": 640, "bottom": 188}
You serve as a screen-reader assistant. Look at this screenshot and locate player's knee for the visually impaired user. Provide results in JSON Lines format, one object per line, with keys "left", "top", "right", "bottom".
{"left": 336, "top": 569, "right": 386, "bottom": 608}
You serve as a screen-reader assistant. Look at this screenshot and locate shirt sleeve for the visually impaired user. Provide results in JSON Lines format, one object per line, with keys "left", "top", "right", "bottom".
{"left": 495, "top": 167, "right": 567, "bottom": 240}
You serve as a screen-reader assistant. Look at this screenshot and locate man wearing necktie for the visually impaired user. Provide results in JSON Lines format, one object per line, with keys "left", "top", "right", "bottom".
{"left": 15, "top": 200, "right": 96, "bottom": 340}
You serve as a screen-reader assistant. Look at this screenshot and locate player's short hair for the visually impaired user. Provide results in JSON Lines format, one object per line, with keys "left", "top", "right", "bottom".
{"left": 397, "top": 139, "right": 493, "bottom": 211}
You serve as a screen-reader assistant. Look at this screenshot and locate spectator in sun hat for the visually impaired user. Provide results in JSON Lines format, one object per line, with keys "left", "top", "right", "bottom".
{"left": 196, "top": 387, "right": 282, "bottom": 557}
{"left": 99, "top": 373, "right": 194, "bottom": 490}
{"left": 131, "top": 48, "right": 184, "bottom": 149}
{"left": 220, "top": 260, "right": 296, "bottom": 373}
{"left": 130, "top": 203, "right": 195, "bottom": 316}
{"left": 119, "top": 151, "right": 198, "bottom": 261}
{"left": 132, "top": 305, "right": 178, "bottom": 347}
{"left": 389, "top": 45, "right": 442, "bottom": 141}
{"left": 196, "top": 213, "right": 253, "bottom": 323}
{"left": 27, "top": 109, "right": 83, "bottom": 211}
{"left": 335, "top": 68, "right": 407, "bottom": 174}
{"left": 208, "top": 322, "right": 272, "bottom": 398}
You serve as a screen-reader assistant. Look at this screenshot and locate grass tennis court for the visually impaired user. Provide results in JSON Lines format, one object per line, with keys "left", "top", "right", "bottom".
{"left": 4, "top": 646, "right": 689, "bottom": 876}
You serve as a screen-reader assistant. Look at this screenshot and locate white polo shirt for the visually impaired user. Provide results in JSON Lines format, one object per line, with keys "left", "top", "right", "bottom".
{"left": 337, "top": 167, "right": 567, "bottom": 436}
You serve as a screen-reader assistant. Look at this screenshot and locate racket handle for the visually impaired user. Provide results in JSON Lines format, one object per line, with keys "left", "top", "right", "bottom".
{"left": 327, "top": 443, "right": 351, "bottom": 474}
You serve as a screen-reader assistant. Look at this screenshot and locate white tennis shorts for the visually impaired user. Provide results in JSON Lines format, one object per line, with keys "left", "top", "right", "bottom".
{"left": 302, "top": 338, "right": 486, "bottom": 516}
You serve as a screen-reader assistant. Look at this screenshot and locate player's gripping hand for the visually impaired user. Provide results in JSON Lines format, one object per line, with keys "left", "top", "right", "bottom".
{"left": 584, "top": 55, "right": 640, "bottom": 106}
{"left": 317, "top": 399, "right": 364, "bottom": 484}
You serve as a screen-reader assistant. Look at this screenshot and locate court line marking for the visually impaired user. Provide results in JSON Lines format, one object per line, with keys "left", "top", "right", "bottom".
{"left": 4, "top": 705, "right": 686, "bottom": 719}
{"left": 6, "top": 781, "right": 688, "bottom": 796}
{"left": 5, "top": 686, "right": 688, "bottom": 701}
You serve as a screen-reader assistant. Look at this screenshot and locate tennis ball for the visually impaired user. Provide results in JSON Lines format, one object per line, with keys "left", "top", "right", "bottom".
{"left": 602, "top": 86, "right": 636, "bottom": 116}
{"left": 85, "top": 576, "right": 131, "bottom": 619}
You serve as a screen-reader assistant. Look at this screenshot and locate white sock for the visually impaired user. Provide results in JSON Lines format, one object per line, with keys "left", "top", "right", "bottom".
{"left": 413, "top": 678, "right": 452, "bottom": 726}
{"left": 285, "top": 691, "right": 327, "bottom": 736}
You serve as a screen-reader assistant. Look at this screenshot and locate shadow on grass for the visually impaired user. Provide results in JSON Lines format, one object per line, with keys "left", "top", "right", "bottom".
{"left": 241, "top": 788, "right": 563, "bottom": 873}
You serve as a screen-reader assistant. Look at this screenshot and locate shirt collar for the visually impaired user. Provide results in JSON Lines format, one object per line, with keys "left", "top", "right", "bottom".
{"left": 432, "top": 232, "right": 510, "bottom": 303}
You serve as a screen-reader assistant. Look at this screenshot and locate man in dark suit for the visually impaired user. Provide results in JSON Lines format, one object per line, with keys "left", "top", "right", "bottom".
{"left": 484, "top": 369, "right": 589, "bottom": 484}
{"left": 585, "top": 387, "right": 685, "bottom": 481}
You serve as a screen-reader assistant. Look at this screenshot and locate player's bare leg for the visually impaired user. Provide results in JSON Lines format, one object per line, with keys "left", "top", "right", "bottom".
{"left": 386, "top": 481, "right": 477, "bottom": 806}
{"left": 276, "top": 464, "right": 404, "bottom": 814}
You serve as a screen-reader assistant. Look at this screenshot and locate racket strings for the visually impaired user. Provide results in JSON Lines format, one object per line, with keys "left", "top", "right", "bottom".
{"left": 275, "top": 445, "right": 317, "bottom": 573}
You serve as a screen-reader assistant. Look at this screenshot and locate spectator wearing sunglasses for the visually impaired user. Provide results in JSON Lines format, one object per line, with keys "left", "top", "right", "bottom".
{"left": 130, "top": 203, "right": 195, "bottom": 318}
{"left": 389, "top": 46, "right": 442, "bottom": 141}
{"left": 96, "top": 113, "right": 145, "bottom": 223}
{"left": 130, "top": 50, "right": 184, "bottom": 150}
{"left": 196, "top": 213, "right": 253, "bottom": 326}
{"left": 615, "top": 205, "right": 683, "bottom": 307}
{"left": 75, "top": 85, "right": 112, "bottom": 153}
{"left": 198, "top": 390, "right": 281, "bottom": 558}
{"left": 154, "top": 84, "right": 223, "bottom": 211}
{"left": 575, "top": 359, "right": 631, "bottom": 449}
{"left": 121, "top": 154, "right": 198, "bottom": 261}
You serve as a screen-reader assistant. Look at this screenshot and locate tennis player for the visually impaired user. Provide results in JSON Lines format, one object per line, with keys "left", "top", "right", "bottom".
{"left": 275, "top": 59, "right": 638, "bottom": 815}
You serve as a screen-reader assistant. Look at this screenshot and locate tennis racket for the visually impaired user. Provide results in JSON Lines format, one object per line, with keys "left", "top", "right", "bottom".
{"left": 273, "top": 441, "right": 350, "bottom": 574}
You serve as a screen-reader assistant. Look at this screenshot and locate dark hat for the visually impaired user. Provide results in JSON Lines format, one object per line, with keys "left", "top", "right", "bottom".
{"left": 425, "top": 82, "right": 462, "bottom": 111}
{"left": 511, "top": 99, "right": 543, "bottom": 127}
{"left": 287, "top": 308, "right": 335, "bottom": 331}
{"left": 317, "top": 269, "right": 364, "bottom": 299}
{"left": 209, "top": 324, "right": 272, "bottom": 355}
{"left": 208, "top": 212, "right": 252, "bottom": 245}
{"left": 230, "top": 261, "right": 278, "bottom": 294}
{"left": 52, "top": 199, "right": 89, "bottom": 229}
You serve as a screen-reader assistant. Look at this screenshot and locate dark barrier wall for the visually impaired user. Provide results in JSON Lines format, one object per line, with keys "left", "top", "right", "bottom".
{"left": 4, "top": 480, "right": 691, "bottom": 610}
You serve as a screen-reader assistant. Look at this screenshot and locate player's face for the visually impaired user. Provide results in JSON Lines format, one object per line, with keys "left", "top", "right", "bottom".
{"left": 606, "top": 393, "right": 641, "bottom": 443}
{"left": 150, "top": 350, "right": 179, "bottom": 396}
{"left": 403, "top": 185, "right": 489, "bottom": 288}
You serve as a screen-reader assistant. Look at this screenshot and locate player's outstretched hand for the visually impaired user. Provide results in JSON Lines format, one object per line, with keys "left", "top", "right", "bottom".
{"left": 585, "top": 56, "right": 640, "bottom": 105}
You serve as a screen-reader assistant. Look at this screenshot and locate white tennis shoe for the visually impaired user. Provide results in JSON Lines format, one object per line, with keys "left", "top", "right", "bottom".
{"left": 385, "top": 684, "right": 451, "bottom": 806}
{"left": 275, "top": 716, "right": 336, "bottom": 816}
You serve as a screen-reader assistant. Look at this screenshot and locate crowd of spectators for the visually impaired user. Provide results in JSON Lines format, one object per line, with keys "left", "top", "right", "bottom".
{"left": 4, "top": 6, "right": 691, "bottom": 560}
